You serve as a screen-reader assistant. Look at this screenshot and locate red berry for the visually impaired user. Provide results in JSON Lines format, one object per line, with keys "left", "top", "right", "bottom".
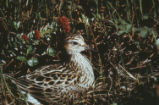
{"left": 35, "top": 29, "right": 41, "bottom": 40}
{"left": 59, "top": 16, "right": 71, "bottom": 33}
{"left": 22, "top": 34, "right": 28, "bottom": 40}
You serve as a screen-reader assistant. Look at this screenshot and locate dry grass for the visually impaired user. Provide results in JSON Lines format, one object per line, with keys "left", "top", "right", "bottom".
{"left": 0, "top": 0, "right": 159, "bottom": 105}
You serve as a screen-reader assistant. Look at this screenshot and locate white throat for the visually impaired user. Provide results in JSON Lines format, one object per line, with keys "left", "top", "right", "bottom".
{"left": 70, "top": 53, "right": 95, "bottom": 88}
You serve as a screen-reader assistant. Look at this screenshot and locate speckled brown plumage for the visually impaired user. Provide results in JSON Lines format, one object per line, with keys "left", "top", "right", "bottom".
{"left": 4, "top": 34, "right": 95, "bottom": 105}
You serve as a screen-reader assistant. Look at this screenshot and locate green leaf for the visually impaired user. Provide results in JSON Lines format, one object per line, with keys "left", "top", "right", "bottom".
{"left": 119, "top": 18, "right": 127, "bottom": 25}
{"left": 27, "top": 57, "right": 38, "bottom": 67}
{"left": 16, "top": 56, "right": 27, "bottom": 62}
{"left": 143, "top": 15, "right": 149, "bottom": 20}
{"left": 156, "top": 39, "right": 159, "bottom": 47}
{"left": 125, "top": 24, "right": 132, "bottom": 32}
{"left": 139, "top": 27, "right": 148, "bottom": 38}
{"left": 77, "top": 5, "right": 83, "bottom": 9}
{"left": 16, "top": 21, "right": 21, "bottom": 29}
{"left": 112, "top": 103, "right": 118, "bottom": 105}
{"left": 149, "top": 28, "right": 157, "bottom": 39}
{"left": 26, "top": 46, "right": 33, "bottom": 55}
{"left": 13, "top": 21, "right": 21, "bottom": 30}
{"left": 118, "top": 30, "right": 125, "bottom": 35}
{"left": 47, "top": 47, "right": 55, "bottom": 56}
{"left": 82, "top": 14, "right": 89, "bottom": 25}
{"left": 5, "top": 0, "right": 8, "bottom": 8}
{"left": 41, "top": 28, "right": 52, "bottom": 37}
{"left": 139, "top": 0, "right": 143, "bottom": 16}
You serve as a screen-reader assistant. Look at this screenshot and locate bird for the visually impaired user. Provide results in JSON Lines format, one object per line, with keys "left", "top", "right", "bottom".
{"left": 3, "top": 33, "right": 95, "bottom": 105}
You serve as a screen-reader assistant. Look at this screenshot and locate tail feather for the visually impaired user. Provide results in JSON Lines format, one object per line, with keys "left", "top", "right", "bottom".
{"left": 1, "top": 74, "right": 42, "bottom": 105}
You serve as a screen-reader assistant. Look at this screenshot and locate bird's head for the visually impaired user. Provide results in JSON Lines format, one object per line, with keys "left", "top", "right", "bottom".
{"left": 64, "top": 34, "right": 89, "bottom": 55}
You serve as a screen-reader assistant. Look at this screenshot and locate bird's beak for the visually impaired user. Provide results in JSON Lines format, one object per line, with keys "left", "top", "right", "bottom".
{"left": 82, "top": 44, "right": 98, "bottom": 52}
{"left": 81, "top": 44, "right": 90, "bottom": 50}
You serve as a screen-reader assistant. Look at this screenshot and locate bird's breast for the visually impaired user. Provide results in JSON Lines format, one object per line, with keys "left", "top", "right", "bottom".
{"left": 70, "top": 53, "right": 95, "bottom": 88}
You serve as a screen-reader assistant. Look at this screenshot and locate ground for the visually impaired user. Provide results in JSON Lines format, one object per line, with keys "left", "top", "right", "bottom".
{"left": 0, "top": 0, "right": 159, "bottom": 105}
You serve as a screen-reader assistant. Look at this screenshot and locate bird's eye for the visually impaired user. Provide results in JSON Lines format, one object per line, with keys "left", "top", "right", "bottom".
{"left": 72, "top": 42, "right": 78, "bottom": 45}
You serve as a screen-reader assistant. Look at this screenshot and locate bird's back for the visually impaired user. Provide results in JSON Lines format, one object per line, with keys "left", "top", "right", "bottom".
{"left": 15, "top": 58, "right": 94, "bottom": 104}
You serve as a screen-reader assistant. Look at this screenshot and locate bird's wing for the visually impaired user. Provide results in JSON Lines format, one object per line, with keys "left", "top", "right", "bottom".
{"left": 23, "top": 63, "right": 81, "bottom": 86}
{"left": 13, "top": 63, "right": 82, "bottom": 104}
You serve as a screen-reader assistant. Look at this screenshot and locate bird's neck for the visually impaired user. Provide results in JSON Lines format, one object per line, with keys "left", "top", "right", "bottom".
{"left": 70, "top": 53, "right": 95, "bottom": 88}
{"left": 70, "top": 53, "right": 84, "bottom": 63}
{"left": 70, "top": 53, "right": 89, "bottom": 67}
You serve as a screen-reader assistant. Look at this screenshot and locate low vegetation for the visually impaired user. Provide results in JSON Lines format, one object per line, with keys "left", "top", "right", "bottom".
{"left": 0, "top": 0, "right": 159, "bottom": 105}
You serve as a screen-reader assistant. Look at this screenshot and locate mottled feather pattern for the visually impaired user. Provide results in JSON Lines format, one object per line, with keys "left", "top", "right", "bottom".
{"left": 2, "top": 34, "right": 95, "bottom": 105}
